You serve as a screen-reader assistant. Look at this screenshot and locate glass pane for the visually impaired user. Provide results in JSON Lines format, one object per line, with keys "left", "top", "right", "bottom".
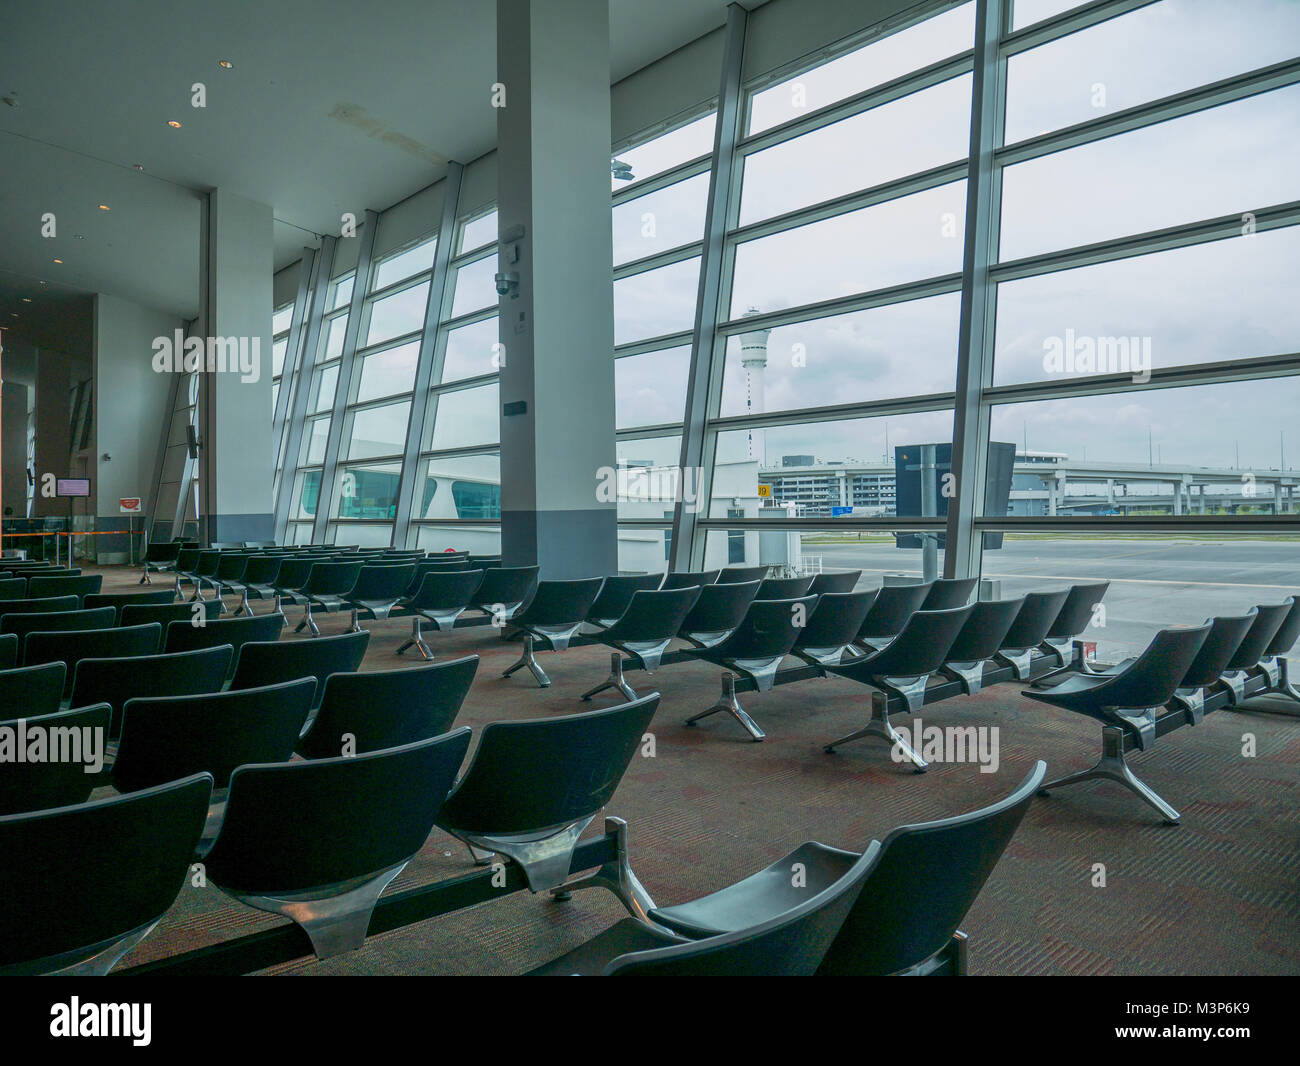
{"left": 292, "top": 469, "right": 321, "bottom": 520}
{"left": 712, "top": 410, "right": 955, "bottom": 517}
{"left": 272, "top": 337, "right": 287, "bottom": 379}
{"left": 336, "top": 462, "right": 401, "bottom": 519}
{"left": 442, "top": 316, "right": 500, "bottom": 383}
{"left": 1006, "top": 0, "right": 1300, "bottom": 144}
{"left": 429, "top": 383, "right": 500, "bottom": 450}
{"left": 1000, "top": 85, "right": 1300, "bottom": 262}
{"left": 618, "top": 526, "right": 672, "bottom": 575}
{"left": 273, "top": 305, "right": 294, "bottom": 335}
{"left": 308, "top": 364, "right": 338, "bottom": 414}
{"left": 1011, "top": 0, "right": 1084, "bottom": 31}
{"left": 344, "top": 400, "right": 411, "bottom": 460}
{"left": 614, "top": 257, "right": 701, "bottom": 345}
{"left": 416, "top": 453, "right": 502, "bottom": 520}
{"left": 988, "top": 378, "right": 1300, "bottom": 516}
{"left": 320, "top": 313, "right": 348, "bottom": 362}
{"left": 748, "top": 2, "right": 975, "bottom": 134}
{"left": 720, "top": 294, "right": 961, "bottom": 418}
{"left": 616, "top": 346, "right": 690, "bottom": 429}
{"left": 615, "top": 436, "right": 684, "bottom": 520}
{"left": 740, "top": 75, "right": 971, "bottom": 225}
{"left": 366, "top": 281, "right": 428, "bottom": 346}
{"left": 285, "top": 521, "right": 314, "bottom": 546}
{"left": 328, "top": 274, "right": 354, "bottom": 311}
{"left": 450, "top": 254, "right": 499, "bottom": 318}
{"left": 993, "top": 227, "right": 1300, "bottom": 387}
{"left": 613, "top": 113, "right": 716, "bottom": 191}
{"left": 613, "top": 173, "right": 709, "bottom": 265}
{"left": 704, "top": 527, "right": 945, "bottom": 584}
{"left": 414, "top": 524, "right": 502, "bottom": 554}
{"left": 373, "top": 237, "right": 437, "bottom": 291}
{"left": 329, "top": 522, "right": 393, "bottom": 547}
{"left": 460, "top": 210, "right": 498, "bottom": 253}
{"left": 301, "top": 417, "right": 329, "bottom": 465}
{"left": 356, "top": 340, "right": 419, "bottom": 402}
{"left": 730, "top": 181, "right": 967, "bottom": 317}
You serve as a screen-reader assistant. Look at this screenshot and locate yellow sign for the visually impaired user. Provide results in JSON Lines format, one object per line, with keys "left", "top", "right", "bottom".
{"left": 756, "top": 484, "right": 771, "bottom": 498}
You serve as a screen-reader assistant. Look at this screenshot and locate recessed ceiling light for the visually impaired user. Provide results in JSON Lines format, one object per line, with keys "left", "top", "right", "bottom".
{"left": 53, "top": 258, "right": 63, "bottom": 264}
{"left": 73, "top": 234, "right": 85, "bottom": 240}
{"left": 218, "top": 59, "right": 233, "bottom": 69}
{"left": 132, "top": 163, "right": 144, "bottom": 171}
{"left": 167, "top": 119, "right": 182, "bottom": 128}
{"left": 21, "top": 297, "right": 32, "bottom": 303}
{"left": 98, "top": 204, "right": 110, "bottom": 211}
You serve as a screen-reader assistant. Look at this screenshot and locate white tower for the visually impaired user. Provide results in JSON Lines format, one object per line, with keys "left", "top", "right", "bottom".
{"left": 739, "top": 307, "right": 771, "bottom": 466}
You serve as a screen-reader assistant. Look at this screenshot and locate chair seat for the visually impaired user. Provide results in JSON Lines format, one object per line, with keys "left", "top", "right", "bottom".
{"left": 1026, "top": 671, "right": 1114, "bottom": 704}
{"left": 526, "top": 918, "right": 683, "bottom": 976}
{"left": 650, "top": 841, "right": 859, "bottom": 938}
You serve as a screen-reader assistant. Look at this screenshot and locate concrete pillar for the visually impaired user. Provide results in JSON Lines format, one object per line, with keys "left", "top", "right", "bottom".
{"left": 496, "top": 0, "right": 617, "bottom": 578}
{"left": 1, "top": 383, "right": 28, "bottom": 518}
{"left": 33, "top": 349, "right": 72, "bottom": 518}
{"left": 198, "top": 189, "right": 275, "bottom": 545}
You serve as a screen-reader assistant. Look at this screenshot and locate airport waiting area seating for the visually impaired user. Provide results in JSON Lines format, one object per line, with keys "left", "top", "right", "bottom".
{"left": 502, "top": 577, "right": 606, "bottom": 687}
{"left": 581, "top": 586, "right": 702, "bottom": 702}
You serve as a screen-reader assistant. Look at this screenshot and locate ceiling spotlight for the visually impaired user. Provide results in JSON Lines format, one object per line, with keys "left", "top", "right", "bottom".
{"left": 167, "top": 119, "right": 182, "bottom": 128}
{"left": 21, "top": 297, "right": 32, "bottom": 303}
{"left": 218, "top": 59, "right": 234, "bottom": 69}
{"left": 74, "top": 234, "right": 85, "bottom": 240}
{"left": 53, "top": 258, "right": 63, "bottom": 264}
{"left": 98, "top": 203, "right": 110, "bottom": 211}
{"left": 132, "top": 163, "right": 144, "bottom": 171}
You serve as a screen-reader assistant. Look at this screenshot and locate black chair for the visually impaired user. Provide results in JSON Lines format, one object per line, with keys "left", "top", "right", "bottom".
{"left": 0, "top": 703, "right": 110, "bottom": 816}
{"left": 297, "top": 656, "right": 478, "bottom": 759}
{"left": 69, "top": 644, "right": 234, "bottom": 737}
{"left": 173, "top": 547, "right": 202, "bottom": 594}
{"left": 163, "top": 612, "right": 285, "bottom": 675}
{"left": 0, "top": 595, "right": 79, "bottom": 620}
{"left": 678, "top": 579, "right": 761, "bottom": 648}
{"left": 395, "top": 569, "right": 485, "bottom": 660}
{"left": 437, "top": 695, "right": 659, "bottom": 900}
{"left": 921, "top": 577, "right": 977, "bottom": 611}
{"left": 809, "top": 571, "right": 861, "bottom": 595}
{"left": 31, "top": 619, "right": 149, "bottom": 680}
{"left": 199, "top": 730, "right": 471, "bottom": 959}
{"left": 996, "top": 589, "right": 1071, "bottom": 679}
{"left": 228, "top": 554, "right": 283, "bottom": 616}
{"left": 0, "top": 633, "right": 14, "bottom": 669}
{"left": 792, "top": 589, "right": 878, "bottom": 668}
{"left": 1027, "top": 624, "right": 1211, "bottom": 824}
{"left": 717, "top": 565, "right": 768, "bottom": 584}
{"left": 121, "top": 598, "right": 222, "bottom": 629}
{"left": 0, "top": 661, "right": 67, "bottom": 719}
{"left": 1171, "top": 614, "right": 1257, "bottom": 721}
{"left": 939, "top": 597, "right": 1027, "bottom": 695}
{"left": 857, "top": 582, "right": 933, "bottom": 651}
{"left": 467, "top": 564, "right": 539, "bottom": 624}
{"left": 2, "top": 607, "right": 116, "bottom": 663}
{"left": 1217, "top": 601, "right": 1292, "bottom": 706}
{"left": 210, "top": 551, "right": 258, "bottom": 608}
{"left": 229, "top": 630, "right": 370, "bottom": 707}
{"left": 468, "top": 554, "right": 502, "bottom": 569}
{"left": 84, "top": 589, "right": 177, "bottom": 622}
{"left": 661, "top": 569, "right": 720, "bottom": 590}
{"left": 638, "top": 762, "right": 1045, "bottom": 976}
{"left": 113, "top": 678, "right": 317, "bottom": 796}
{"left": 139, "top": 540, "right": 182, "bottom": 584}
{"left": 755, "top": 575, "right": 816, "bottom": 600}
{"left": 504, "top": 577, "right": 605, "bottom": 687}
{"left": 187, "top": 549, "right": 224, "bottom": 602}
{"left": 0, "top": 773, "right": 212, "bottom": 975}
{"left": 0, "top": 577, "right": 28, "bottom": 600}
{"left": 343, "top": 563, "right": 418, "bottom": 632}
{"left": 825, "top": 605, "right": 975, "bottom": 767}
{"left": 1250, "top": 595, "right": 1300, "bottom": 709}
{"left": 294, "top": 560, "right": 365, "bottom": 637}
{"left": 581, "top": 587, "right": 702, "bottom": 702}
{"left": 1039, "top": 581, "right": 1110, "bottom": 666}
{"left": 268, "top": 555, "right": 325, "bottom": 616}
{"left": 682, "top": 596, "right": 820, "bottom": 741}
{"left": 25, "top": 574, "right": 104, "bottom": 606}
{"left": 585, "top": 574, "right": 664, "bottom": 628}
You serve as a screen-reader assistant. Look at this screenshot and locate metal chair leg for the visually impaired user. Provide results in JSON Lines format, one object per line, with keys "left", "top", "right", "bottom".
{"left": 395, "top": 616, "right": 435, "bottom": 660}
{"left": 685, "top": 673, "right": 765, "bottom": 741}
{"left": 295, "top": 603, "right": 320, "bottom": 637}
{"left": 503, "top": 634, "right": 550, "bottom": 687}
{"left": 581, "top": 652, "right": 638, "bottom": 701}
{"left": 824, "top": 690, "right": 927, "bottom": 771}
{"left": 1038, "top": 726, "right": 1180, "bottom": 825}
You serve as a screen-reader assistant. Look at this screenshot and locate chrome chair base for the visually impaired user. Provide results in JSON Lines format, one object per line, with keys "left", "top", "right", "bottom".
{"left": 551, "top": 817, "right": 660, "bottom": 926}
{"left": 395, "top": 615, "right": 435, "bottom": 660}
{"left": 824, "top": 688, "right": 928, "bottom": 770}
{"left": 685, "top": 672, "right": 766, "bottom": 741}
{"left": 347, "top": 600, "right": 400, "bottom": 634}
{"left": 1, "top": 920, "right": 161, "bottom": 976}
{"left": 503, "top": 634, "right": 551, "bottom": 687}
{"left": 295, "top": 602, "right": 322, "bottom": 638}
{"left": 1038, "top": 725, "right": 1179, "bottom": 825}
{"left": 582, "top": 651, "right": 639, "bottom": 702}
{"left": 995, "top": 648, "right": 1034, "bottom": 681}
{"left": 942, "top": 660, "right": 987, "bottom": 696}
{"left": 450, "top": 819, "right": 594, "bottom": 893}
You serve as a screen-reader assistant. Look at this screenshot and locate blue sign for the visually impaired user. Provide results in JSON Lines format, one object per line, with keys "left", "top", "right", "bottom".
{"left": 831, "top": 506, "right": 853, "bottom": 517}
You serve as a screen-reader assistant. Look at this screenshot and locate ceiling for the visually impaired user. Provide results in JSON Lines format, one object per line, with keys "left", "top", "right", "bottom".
{"left": 0, "top": 0, "right": 746, "bottom": 348}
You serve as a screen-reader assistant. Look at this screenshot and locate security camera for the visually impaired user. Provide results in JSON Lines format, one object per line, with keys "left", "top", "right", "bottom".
{"left": 494, "top": 271, "right": 519, "bottom": 296}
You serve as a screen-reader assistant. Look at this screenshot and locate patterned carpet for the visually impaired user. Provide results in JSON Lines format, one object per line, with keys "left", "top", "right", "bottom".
{"left": 81, "top": 565, "right": 1300, "bottom": 976}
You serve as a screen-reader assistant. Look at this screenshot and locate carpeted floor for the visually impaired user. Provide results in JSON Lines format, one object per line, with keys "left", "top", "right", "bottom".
{"left": 82, "top": 565, "right": 1300, "bottom": 976}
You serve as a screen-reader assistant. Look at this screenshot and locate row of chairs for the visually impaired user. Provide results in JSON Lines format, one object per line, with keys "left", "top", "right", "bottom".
{"left": 0, "top": 571, "right": 99, "bottom": 604}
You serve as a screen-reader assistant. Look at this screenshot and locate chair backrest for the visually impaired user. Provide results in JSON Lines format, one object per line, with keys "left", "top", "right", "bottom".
{"left": 921, "top": 577, "right": 978, "bottom": 611}
{"left": 717, "top": 565, "right": 769, "bottom": 585}
{"left": 0, "top": 595, "right": 79, "bottom": 620}
{"left": 163, "top": 612, "right": 285, "bottom": 668}
{"left": 1094, "top": 624, "right": 1210, "bottom": 708}
{"left": 794, "top": 589, "right": 878, "bottom": 650}
{"left": 608, "top": 842, "right": 883, "bottom": 977}
{"left": 711, "top": 596, "right": 819, "bottom": 660}
{"left": 272, "top": 557, "right": 319, "bottom": 589}
{"left": 586, "top": 573, "right": 664, "bottom": 622}
{"left": 229, "top": 630, "right": 370, "bottom": 706}
{"left": 679, "top": 579, "right": 761, "bottom": 636}
{"left": 858, "top": 582, "right": 933, "bottom": 640}
{"left": 0, "top": 661, "right": 67, "bottom": 719}
{"left": 1222, "top": 603, "right": 1291, "bottom": 671}
{"left": 193, "top": 550, "right": 223, "bottom": 576}
{"left": 601, "top": 586, "right": 703, "bottom": 644}
{"left": 809, "top": 571, "right": 861, "bottom": 595}
{"left": 1045, "top": 581, "right": 1110, "bottom": 639}
{"left": 24, "top": 574, "right": 104, "bottom": 605}
{"left": 0, "top": 634, "right": 14, "bottom": 669}
{"left": 471, "top": 565, "right": 539, "bottom": 608}
{"left": 817, "top": 762, "right": 1046, "bottom": 975}
{"left": 70, "top": 644, "right": 234, "bottom": 736}
{"left": 302, "top": 560, "right": 364, "bottom": 597}
{"left": 516, "top": 578, "right": 606, "bottom": 627}
{"left": 144, "top": 542, "right": 182, "bottom": 564}
{"left": 999, "top": 589, "right": 1071, "bottom": 650}
{"left": 944, "top": 597, "right": 1027, "bottom": 663}
{"left": 0, "top": 773, "right": 212, "bottom": 972}
{"left": 661, "top": 569, "right": 720, "bottom": 590}
{"left": 0, "top": 703, "right": 110, "bottom": 816}
{"left": 860, "top": 604, "right": 975, "bottom": 677}
{"left": 409, "top": 568, "right": 485, "bottom": 610}
{"left": 240, "top": 555, "right": 283, "bottom": 585}
{"left": 26, "top": 617, "right": 156, "bottom": 680}
{"left": 121, "top": 599, "right": 222, "bottom": 628}
{"left": 203, "top": 730, "right": 471, "bottom": 894}
{"left": 2, "top": 608, "right": 116, "bottom": 656}
{"left": 214, "top": 552, "right": 253, "bottom": 581}
{"left": 438, "top": 694, "right": 659, "bottom": 835}
{"left": 1181, "top": 614, "right": 1256, "bottom": 688}
{"left": 0, "top": 577, "right": 28, "bottom": 601}
{"left": 83, "top": 589, "right": 177, "bottom": 622}
{"left": 114, "top": 678, "right": 317, "bottom": 792}
{"left": 348, "top": 563, "right": 419, "bottom": 602}
{"left": 299, "top": 656, "right": 479, "bottom": 759}
{"left": 756, "top": 576, "right": 816, "bottom": 600}
{"left": 175, "top": 548, "right": 201, "bottom": 572}
{"left": 1263, "top": 595, "right": 1300, "bottom": 659}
